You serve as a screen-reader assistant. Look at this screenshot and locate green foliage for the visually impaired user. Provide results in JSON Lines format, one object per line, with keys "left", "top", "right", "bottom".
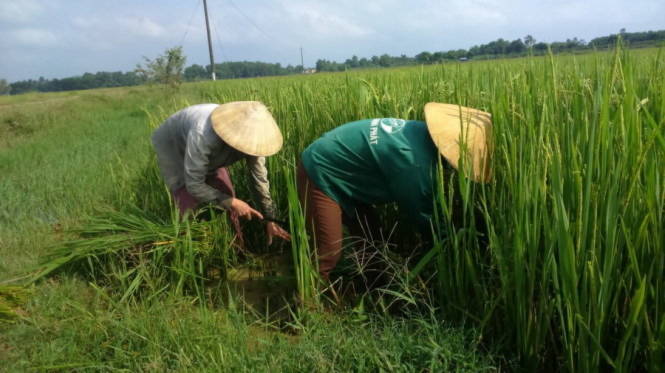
{"left": 8, "top": 72, "right": 141, "bottom": 95}
{"left": 135, "top": 46, "right": 187, "bottom": 88}
{"left": 30, "top": 206, "right": 237, "bottom": 301}
{"left": 590, "top": 29, "right": 665, "bottom": 48}
{"left": 0, "top": 79, "right": 10, "bottom": 95}
{"left": 1, "top": 47, "right": 663, "bottom": 371}
{"left": 185, "top": 61, "right": 303, "bottom": 81}
{"left": 422, "top": 46, "right": 665, "bottom": 371}
{"left": 0, "top": 285, "right": 31, "bottom": 323}
{"left": 1, "top": 280, "right": 496, "bottom": 372}
{"left": 284, "top": 162, "right": 320, "bottom": 306}
{"left": 316, "top": 29, "right": 665, "bottom": 71}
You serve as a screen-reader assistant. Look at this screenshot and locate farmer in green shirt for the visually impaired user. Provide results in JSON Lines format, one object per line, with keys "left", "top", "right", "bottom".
{"left": 298, "top": 103, "right": 492, "bottom": 280}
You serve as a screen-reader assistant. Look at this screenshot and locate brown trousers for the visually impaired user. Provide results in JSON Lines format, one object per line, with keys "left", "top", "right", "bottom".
{"left": 297, "top": 162, "right": 379, "bottom": 280}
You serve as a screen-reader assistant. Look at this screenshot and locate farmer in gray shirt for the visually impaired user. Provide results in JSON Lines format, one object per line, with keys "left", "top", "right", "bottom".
{"left": 151, "top": 101, "right": 290, "bottom": 245}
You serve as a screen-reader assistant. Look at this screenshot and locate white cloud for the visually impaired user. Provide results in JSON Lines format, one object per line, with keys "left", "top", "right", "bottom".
{"left": 116, "top": 16, "right": 167, "bottom": 38}
{"left": 72, "top": 16, "right": 96, "bottom": 29}
{"left": 68, "top": 15, "right": 171, "bottom": 51}
{"left": 6, "top": 28, "right": 58, "bottom": 47}
{"left": 243, "top": 0, "right": 375, "bottom": 41}
{"left": 288, "top": 5, "right": 374, "bottom": 38}
{"left": 0, "top": 0, "right": 44, "bottom": 23}
{"left": 402, "top": 0, "right": 508, "bottom": 31}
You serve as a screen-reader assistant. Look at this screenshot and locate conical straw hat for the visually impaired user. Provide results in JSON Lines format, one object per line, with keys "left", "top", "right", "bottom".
{"left": 210, "top": 101, "right": 283, "bottom": 156}
{"left": 424, "top": 102, "right": 493, "bottom": 182}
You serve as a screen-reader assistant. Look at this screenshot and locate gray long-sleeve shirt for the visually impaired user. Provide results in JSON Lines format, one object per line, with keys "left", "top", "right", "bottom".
{"left": 151, "top": 103, "right": 276, "bottom": 219}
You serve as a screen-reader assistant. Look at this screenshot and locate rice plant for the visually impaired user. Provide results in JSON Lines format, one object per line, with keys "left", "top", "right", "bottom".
{"left": 283, "top": 160, "right": 321, "bottom": 307}
{"left": 7, "top": 45, "right": 663, "bottom": 371}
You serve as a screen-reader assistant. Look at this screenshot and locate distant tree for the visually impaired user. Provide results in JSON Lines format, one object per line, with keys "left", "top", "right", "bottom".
{"left": 378, "top": 54, "right": 391, "bottom": 67}
{"left": 0, "top": 79, "right": 10, "bottom": 95}
{"left": 315, "top": 59, "right": 329, "bottom": 72}
{"left": 397, "top": 54, "right": 413, "bottom": 65}
{"left": 533, "top": 42, "right": 548, "bottom": 52}
{"left": 345, "top": 55, "right": 359, "bottom": 68}
{"left": 136, "top": 46, "right": 186, "bottom": 87}
{"left": 184, "top": 64, "right": 207, "bottom": 81}
{"left": 415, "top": 51, "right": 432, "bottom": 64}
{"left": 6, "top": 29, "right": 665, "bottom": 95}
{"left": 468, "top": 45, "right": 481, "bottom": 57}
{"left": 524, "top": 35, "right": 536, "bottom": 49}
{"left": 445, "top": 49, "right": 467, "bottom": 59}
{"left": 507, "top": 39, "right": 526, "bottom": 54}
{"left": 431, "top": 52, "right": 445, "bottom": 62}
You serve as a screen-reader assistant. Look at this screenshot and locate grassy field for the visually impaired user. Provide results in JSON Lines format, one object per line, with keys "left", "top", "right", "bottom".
{"left": 1, "top": 46, "right": 663, "bottom": 371}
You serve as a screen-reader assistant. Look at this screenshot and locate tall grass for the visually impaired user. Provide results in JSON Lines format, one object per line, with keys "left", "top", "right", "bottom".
{"left": 198, "top": 47, "right": 663, "bottom": 369}
{"left": 4, "top": 46, "right": 663, "bottom": 371}
{"left": 283, "top": 161, "right": 320, "bottom": 306}
{"left": 421, "top": 47, "right": 664, "bottom": 370}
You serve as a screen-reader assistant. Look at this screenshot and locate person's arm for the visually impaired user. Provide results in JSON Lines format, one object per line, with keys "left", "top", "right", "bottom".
{"left": 183, "top": 129, "right": 233, "bottom": 208}
{"left": 183, "top": 129, "right": 264, "bottom": 220}
{"left": 245, "top": 156, "right": 277, "bottom": 220}
{"left": 246, "top": 156, "right": 291, "bottom": 243}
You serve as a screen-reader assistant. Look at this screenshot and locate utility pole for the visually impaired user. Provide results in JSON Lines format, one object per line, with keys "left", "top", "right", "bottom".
{"left": 300, "top": 46, "right": 304, "bottom": 73}
{"left": 203, "top": 0, "right": 216, "bottom": 80}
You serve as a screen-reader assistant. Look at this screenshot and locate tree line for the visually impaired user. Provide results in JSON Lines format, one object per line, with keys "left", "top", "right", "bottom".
{"left": 184, "top": 61, "right": 303, "bottom": 81}
{"left": 4, "top": 29, "right": 663, "bottom": 95}
{"left": 7, "top": 60, "right": 302, "bottom": 95}
{"left": 7, "top": 72, "right": 142, "bottom": 95}
{"left": 316, "top": 29, "right": 665, "bottom": 71}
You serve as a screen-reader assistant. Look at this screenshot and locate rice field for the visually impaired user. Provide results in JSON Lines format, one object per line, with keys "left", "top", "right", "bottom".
{"left": 1, "top": 46, "right": 663, "bottom": 371}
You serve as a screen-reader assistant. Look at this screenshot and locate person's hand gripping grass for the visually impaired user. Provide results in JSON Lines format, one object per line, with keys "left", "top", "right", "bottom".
{"left": 266, "top": 221, "right": 291, "bottom": 245}
{"left": 229, "top": 198, "right": 291, "bottom": 244}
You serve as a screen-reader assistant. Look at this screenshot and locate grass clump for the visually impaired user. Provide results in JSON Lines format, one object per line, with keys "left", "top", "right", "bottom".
{"left": 0, "top": 285, "right": 31, "bottom": 324}
{"left": 30, "top": 206, "right": 237, "bottom": 302}
{"left": 1, "top": 279, "right": 497, "bottom": 372}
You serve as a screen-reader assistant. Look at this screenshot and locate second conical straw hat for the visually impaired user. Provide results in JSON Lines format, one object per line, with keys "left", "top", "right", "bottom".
{"left": 424, "top": 102, "right": 493, "bottom": 182}
{"left": 210, "top": 101, "right": 283, "bottom": 156}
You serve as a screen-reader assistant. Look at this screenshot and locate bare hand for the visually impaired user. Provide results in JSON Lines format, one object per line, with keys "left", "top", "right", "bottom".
{"left": 229, "top": 198, "right": 263, "bottom": 220}
{"left": 266, "top": 222, "right": 291, "bottom": 245}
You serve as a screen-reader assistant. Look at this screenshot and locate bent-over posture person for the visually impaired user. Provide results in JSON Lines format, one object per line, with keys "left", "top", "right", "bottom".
{"left": 298, "top": 103, "right": 492, "bottom": 280}
{"left": 151, "top": 101, "right": 290, "bottom": 245}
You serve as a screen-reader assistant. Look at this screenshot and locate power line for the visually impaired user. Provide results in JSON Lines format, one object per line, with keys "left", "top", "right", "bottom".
{"left": 224, "top": 0, "right": 299, "bottom": 50}
{"left": 184, "top": 0, "right": 303, "bottom": 68}
{"left": 178, "top": 0, "right": 202, "bottom": 47}
{"left": 205, "top": 0, "right": 230, "bottom": 62}
{"left": 211, "top": 18, "right": 230, "bottom": 62}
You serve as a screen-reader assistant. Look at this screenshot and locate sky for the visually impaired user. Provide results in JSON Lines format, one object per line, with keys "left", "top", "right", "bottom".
{"left": 1, "top": 0, "right": 664, "bottom": 82}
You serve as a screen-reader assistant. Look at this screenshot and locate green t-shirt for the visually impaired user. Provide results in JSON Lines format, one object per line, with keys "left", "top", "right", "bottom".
{"left": 301, "top": 118, "right": 438, "bottom": 229}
